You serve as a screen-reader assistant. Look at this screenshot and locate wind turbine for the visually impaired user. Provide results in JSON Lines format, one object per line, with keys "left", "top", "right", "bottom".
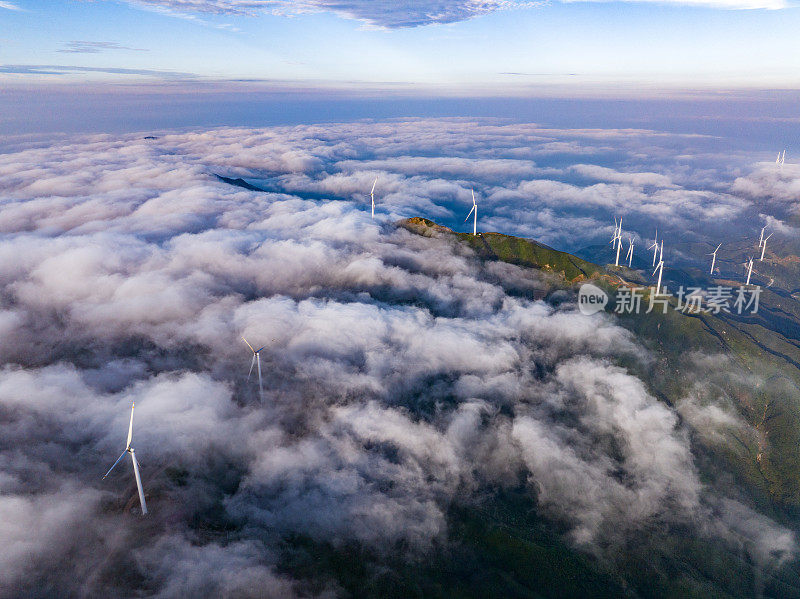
{"left": 745, "top": 257, "right": 754, "bottom": 286}
{"left": 370, "top": 177, "right": 377, "bottom": 219}
{"left": 709, "top": 243, "right": 721, "bottom": 275}
{"left": 611, "top": 218, "right": 623, "bottom": 266}
{"left": 653, "top": 260, "right": 664, "bottom": 296}
{"left": 760, "top": 233, "right": 772, "bottom": 261}
{"left": 242, "top": 336, "right": 265, "bottom": 402}
{"left": 626, "top": 237, "right": 634, "bottom": 267}
{"left": 103, "top": 403, "right": 147, "bottom": 515}
{"left": 465, "top": 189, "right": 477, "bottom": 236}
{"left": 648, "top": 230, "right": 659, "bottom": 267}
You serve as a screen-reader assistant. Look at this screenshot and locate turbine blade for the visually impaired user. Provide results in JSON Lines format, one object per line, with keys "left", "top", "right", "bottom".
{"left": 241, "top": 336, "right": 255, "bottom": 353}
{"left": 715, "top": 243, "right": 722, "bottom": 252}
{"left": 247, "top": 354, "right": 256, "bottom": 380}
{"left": 464, "top": 206, "right": 475, "bottom": 221}
{"left": 471, "top": 188, "right": 476, "bottom": 205}
{"left": 126, "top": 403, "right": 134, "bottom": 448}
{"left": 103, "top": 450, "right": 128, "bottom": 479}
{"left": 255, "top": 346, "right": 267, "bottom": 353}
{"left": 130, "top": 450, "right": 148, "bottom": 515}
{"left": 371, "top": 178, "right": 377, "bottom": 194}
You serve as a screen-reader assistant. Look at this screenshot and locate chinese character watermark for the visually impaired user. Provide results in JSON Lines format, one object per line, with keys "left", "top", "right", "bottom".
{"left": 611, "top": 285, "right": 761, "bottom": 315}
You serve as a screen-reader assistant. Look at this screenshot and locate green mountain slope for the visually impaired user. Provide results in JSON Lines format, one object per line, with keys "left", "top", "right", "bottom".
{"left": 379, "top": 218, "right": 800, "bottom": 598}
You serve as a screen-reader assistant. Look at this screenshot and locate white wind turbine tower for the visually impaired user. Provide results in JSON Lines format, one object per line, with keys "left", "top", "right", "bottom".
{"left": 465, "top": 189, "right": 478, "bottom": 236}
{"left": 242, "top": 336, "right": 265, "bottom": 402}
{"left": 709, "top": 243, "right": 721, "bottom": 275}
{"left": 626, "top": 237, "right": 634, "bottom": 267}
{"left": 609, "top": 218, "right": 620, "bottom": 255}
{"left": 648, "top": 230, "right": 659, "bottom": 267}
{"left": 745, "top": 257, "right": 754, "bottom": 285}
{"left": 370, "top": 177, "right": 377, "bottom": 219}
{"left": 653, "top": 259, "right": 664, "bottom": 296}
{"left": 760, "top": 233, "right": 773, "bottom": 261}
{"left": 612, "top": 218, "right": 623, "bottom": 267}
{"left": 103, "top": 403, "right": 148, "bottom": 515}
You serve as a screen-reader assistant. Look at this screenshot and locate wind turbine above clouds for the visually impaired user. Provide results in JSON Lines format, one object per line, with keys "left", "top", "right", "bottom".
{"left": 103, "top": 403, "right": 147, "bottom": 515}
{"left": 465, "top": 188, "right": 478, "bottom": 236}
{"left": 370, "top": 177, "right": 377, "bottom": 219}
{"left": 242, "top": 336, "right": 265, "bottom": 403}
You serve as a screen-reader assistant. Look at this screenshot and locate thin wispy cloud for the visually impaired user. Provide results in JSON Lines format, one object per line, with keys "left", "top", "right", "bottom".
{"left": 123, "top": 0, "right": 538, "bottom": 27}
{"left": 58, "top": 41, "right": 149, "bottom": 54}
{"left": 564, "top": 0, "right": 785, "bottom": 8}
{"left": 0, "top": 1, "right": 22, "bottom": 10}
{"left": 121, "top": 0, "right": 786, "bottom": 28}
{"left": 0, "top": 64, "right": 194, "bottom": 78}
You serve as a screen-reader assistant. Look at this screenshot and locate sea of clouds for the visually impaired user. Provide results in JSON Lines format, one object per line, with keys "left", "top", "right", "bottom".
{"left": 0, "top": 119, "right": 797, "bottom": 597}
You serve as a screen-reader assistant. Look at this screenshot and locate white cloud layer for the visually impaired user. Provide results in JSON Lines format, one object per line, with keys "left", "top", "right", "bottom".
{"left": 0, "top": 120, "right": 796, "bottom": 595}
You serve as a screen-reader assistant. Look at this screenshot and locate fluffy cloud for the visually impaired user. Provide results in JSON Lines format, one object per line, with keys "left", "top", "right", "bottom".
{"left": 0, "top": 120, "right": 796, "bottom": 595}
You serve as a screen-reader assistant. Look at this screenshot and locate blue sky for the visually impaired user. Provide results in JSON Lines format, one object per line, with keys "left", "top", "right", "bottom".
{"left": 2, "top": 0, "right": 800, "bottom": 89}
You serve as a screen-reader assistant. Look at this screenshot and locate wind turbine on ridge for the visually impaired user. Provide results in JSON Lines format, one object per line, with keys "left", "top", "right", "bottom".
{"left": 465, "top": 189, "right": 478, "bottom": 236}
{"left": 103, "top": 403, "right": 148, "bottom": 515}
{"left": 709, "top": 243, "right": 721, "bottom": 275}
{"left": 652, "top": 239, "right": 665, "bottom": 295}
{"left": 611, "top": 217, "right": 623, "bottom": 267}
{"left": 653, "top": 259, "right": 665, "bottom": 296}
{"left": 370, "top": 177, "right": 377, "bottom": 219}
{"left": 648, "top": 230, "right": 659, "bottom": 267}
{"left": 626, "top": 237, "right": 634, "bottom": 268}
{"left": 760, "top": 233, "right": 773, "bottom": 261}
{"left": 242, "top": 336, "right": 265, "bottom": 403}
